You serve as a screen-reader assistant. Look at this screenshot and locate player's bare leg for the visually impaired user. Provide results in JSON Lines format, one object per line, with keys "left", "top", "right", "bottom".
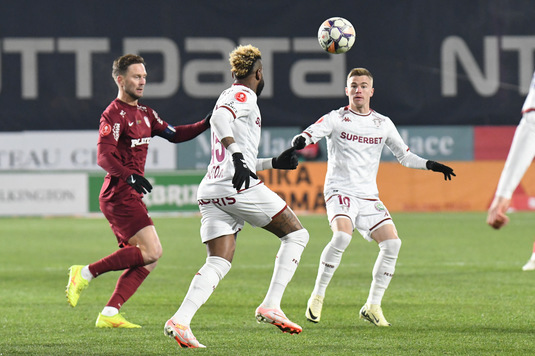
{"left": 256, "top": 207, "right": 309, "bottom": 334}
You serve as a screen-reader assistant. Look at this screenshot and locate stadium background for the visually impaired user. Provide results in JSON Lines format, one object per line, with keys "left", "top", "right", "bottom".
{"left": 1, "top": 0, "right": 535, "bottom": 215}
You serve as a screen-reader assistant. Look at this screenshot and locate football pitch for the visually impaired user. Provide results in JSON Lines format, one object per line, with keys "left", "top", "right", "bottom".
{"left": 1, "top": 212, "right": 535, "bottom": 355}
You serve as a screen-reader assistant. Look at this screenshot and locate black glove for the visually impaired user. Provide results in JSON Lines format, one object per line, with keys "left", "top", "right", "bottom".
{"left": 292, "top": 135, "right": 307, "bottom": 150}
{"left": 426, "top": 160, "right": 456, "bottom": 181}
{"left": 272, "top": 147, "right": 298, "bottom": 169}
{"left": 203, "top": 110, "right": 213, "bottom": 127}
{"left": 126, "top": 174, "right": 153, "bottom": 194}
{"left": 232, "top": 153, "right": 258, "bottom": 191}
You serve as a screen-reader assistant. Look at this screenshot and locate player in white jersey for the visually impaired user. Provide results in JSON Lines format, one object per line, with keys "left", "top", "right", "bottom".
{"left": 163, "top": 45, "right": 310, "bottom": 348}
{"left": 292, "top": 67, "right": 455, "bottom": 326}
{"left": 487, "top": 70, "right": 535, "bottom": 271}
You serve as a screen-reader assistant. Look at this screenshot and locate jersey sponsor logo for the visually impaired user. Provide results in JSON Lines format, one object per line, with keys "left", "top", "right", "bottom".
{"left": 100, "top": 123, "right": 112, "bottom": 136}
{"left": 235, "top": 91, "right": 247, "bottom": 102}
{"left": 131, "top": 137, "right": 151, "bottom": 147}
{"left": 144, "top": 116, "right": 150, "bottom": 128}
{"left": 113, "top": 123, "right": 120, "bottom": 141}
{"left": 340, "top": 132, "right": 383, "bottom": 144}
{"left": 197, "top": 197, "right": 237, "bottom": 206}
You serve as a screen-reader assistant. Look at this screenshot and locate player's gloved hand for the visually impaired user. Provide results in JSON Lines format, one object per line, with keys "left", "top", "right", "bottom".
{"left": 426, "top": 160, "right": 456, "bottom": 181}
{"left": 232, "top": 152, "right": 258, "bottom": 191}
{"left": 292, "top": 134, "right": 307, "bottom": 150}
{"left": 203, "top": 110, "right": 213, "bottom": 127}
{"left": 126, "top": 174, "right": 153, "bottom": 194}
{"left": 272, "top": 147, "right": 298, "bottom": 170}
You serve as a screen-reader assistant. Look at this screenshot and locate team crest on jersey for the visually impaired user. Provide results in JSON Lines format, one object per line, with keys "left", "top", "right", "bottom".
{"left": 100, "top": 123, "right": 111, "bottom": 136}
{"left": 235, "top": 92, "right": 247, "bottom": 102}
{"left": 113, "top": 123, "right": 120, "bottom": 141}
{"left": 144, "top": 116, "right": 150, "bottom": 127}
{"left": 373, "top": 117, "right": 385, "bottom": 127}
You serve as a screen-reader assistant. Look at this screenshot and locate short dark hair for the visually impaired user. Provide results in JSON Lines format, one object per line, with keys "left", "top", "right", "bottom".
{"left": 112, "top": 54, "right": 145, "bottom": 79}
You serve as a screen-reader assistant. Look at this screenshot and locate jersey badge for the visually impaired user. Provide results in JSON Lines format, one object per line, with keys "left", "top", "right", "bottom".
{"left": 100, "top": 123, "right": 112, "bottom": 136}
{"left": 373, "top": 117, "right": 385, "bottom": 127}
{"left": 144, "top": 116, "right": 151, "bottom": 128}
{"left": 342, "top": 116, "right": 352, "bottom": 123}
{"left": 235, "top": 92, "right": 247, "bottom": 103}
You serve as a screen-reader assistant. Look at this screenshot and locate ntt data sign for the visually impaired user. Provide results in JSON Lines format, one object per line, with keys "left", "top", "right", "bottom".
{"left": 1, "top": 1, "right": 534, "bottom": 132}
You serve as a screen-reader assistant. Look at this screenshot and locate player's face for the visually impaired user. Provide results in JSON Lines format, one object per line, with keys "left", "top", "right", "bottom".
{"left": 345, "top": 75, "right": 374, "bottom": 113}
{"left": 120, "top": 63, "right": 147, "bottom": 101}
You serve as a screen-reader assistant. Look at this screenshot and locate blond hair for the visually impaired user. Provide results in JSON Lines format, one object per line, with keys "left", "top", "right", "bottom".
{"left": 229, "top": 45, "right": 262, "bottom": 79}
{"left": 347, "top": 67, "right": 373, "bottom": 84}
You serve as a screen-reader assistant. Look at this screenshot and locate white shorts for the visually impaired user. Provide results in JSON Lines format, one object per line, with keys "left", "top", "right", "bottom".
{"left": 198, "top": 183, "right": 287, "bottom": 243}
{"left": 325, "top": 193, "right": 394, "bottom": 242}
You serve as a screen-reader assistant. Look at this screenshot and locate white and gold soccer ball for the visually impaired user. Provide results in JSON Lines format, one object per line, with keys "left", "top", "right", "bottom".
{"left": 317, "top": 17, "right": 356, "bottom": 54}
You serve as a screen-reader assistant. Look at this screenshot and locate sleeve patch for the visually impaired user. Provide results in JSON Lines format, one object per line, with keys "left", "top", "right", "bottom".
{"left": 235, "top": 92, "right": 247, "bottom": 102}
{"left": 100, "top": 123, "right": 112, "bottom": 136}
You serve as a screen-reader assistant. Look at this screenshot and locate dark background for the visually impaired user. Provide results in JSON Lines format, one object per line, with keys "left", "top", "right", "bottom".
{"left": 0, "top": 0, "right": 533, "bottom": 131}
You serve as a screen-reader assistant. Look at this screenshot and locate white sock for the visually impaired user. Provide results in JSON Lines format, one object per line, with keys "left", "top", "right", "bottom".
{"left": 172, "top": 256, "right": 231, "bottom": 326}
{"left": 101, "top": 306, "right": 118, "bottom": 316}
{"left": 530, "top": 252, "right": 535, "bottom": 261}
{"left": 367, "top": 239, "right": 401, "bottom": 305}
{"left": 81, "top": 265, "right": 93, "bottom": 281}
{"left": 261, "top": 229, "right": 309, "bottom": 309}
{"left": 312, "top": 231, "right": 352, "bottom": 297}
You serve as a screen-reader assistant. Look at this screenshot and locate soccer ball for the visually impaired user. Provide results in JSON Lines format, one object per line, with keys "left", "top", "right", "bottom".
{"left": 317, "top": 17, "right": 356, "bottom": 54}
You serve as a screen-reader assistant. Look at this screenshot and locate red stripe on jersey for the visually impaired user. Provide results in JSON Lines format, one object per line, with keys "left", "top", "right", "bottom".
{"left": 522, "top": 108, "right": 535, "bottom": 114}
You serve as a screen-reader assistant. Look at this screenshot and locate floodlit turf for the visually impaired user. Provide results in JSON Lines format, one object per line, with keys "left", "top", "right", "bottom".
{"left": 1, "top": 212, "right": 535, "bottom": 355}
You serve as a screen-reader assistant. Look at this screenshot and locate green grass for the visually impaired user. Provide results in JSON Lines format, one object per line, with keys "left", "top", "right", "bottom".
{"left": 2, "top": 212, "right": 535, "bottom": 355}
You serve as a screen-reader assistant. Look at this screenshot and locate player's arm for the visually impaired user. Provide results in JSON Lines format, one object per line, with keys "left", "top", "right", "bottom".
{"left": 292, "top": 114, "right": 333, "bottom": 150}
{"left": 155, "top": 110, "right": 212, "bottom": 143}
{"left": 256, "top": 147, "right": 298, "bottom": 171}
{"left": 487, "top": 115, "right": 535, "bottom": 228}
{"left": 386, "top": 123, "right": 455, "bottom": 180}
{"left": 211, "top": 108, "right": 257, "bottom": 190}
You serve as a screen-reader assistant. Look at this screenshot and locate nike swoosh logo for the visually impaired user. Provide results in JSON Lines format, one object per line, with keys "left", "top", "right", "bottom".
{"left": 128, "top": 122, "right": 134, "bottom": 126}
{"left": 308, "top": 308, "right": 318, "bottom": 320}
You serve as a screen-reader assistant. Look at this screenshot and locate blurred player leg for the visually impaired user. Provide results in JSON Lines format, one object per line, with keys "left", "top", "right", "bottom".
{"left": 522, "top": 240, "right": 535, "bottom": 271}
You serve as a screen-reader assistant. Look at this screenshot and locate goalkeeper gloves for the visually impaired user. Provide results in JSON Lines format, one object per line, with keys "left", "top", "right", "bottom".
{"left": 126, "top": 174, "right": 153, "bottom": 194}
{"left": 426, "top": 160, "right": 456, "bottom": 180}
{"left": 272, "top": 147, "right": 298, "bottom": 169}
{"left": 232, "top": 153, "right": 258, "bottom": 191}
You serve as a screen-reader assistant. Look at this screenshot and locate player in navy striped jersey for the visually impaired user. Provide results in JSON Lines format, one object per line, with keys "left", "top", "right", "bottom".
{"left": 293, "top": 67, "right": 455, "bottom": 326}
{"left": 487, "top": 70, "right": 535, "bottom": 271}
{"left": 66, "top": 54, "right": 210, "bottom": 328}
